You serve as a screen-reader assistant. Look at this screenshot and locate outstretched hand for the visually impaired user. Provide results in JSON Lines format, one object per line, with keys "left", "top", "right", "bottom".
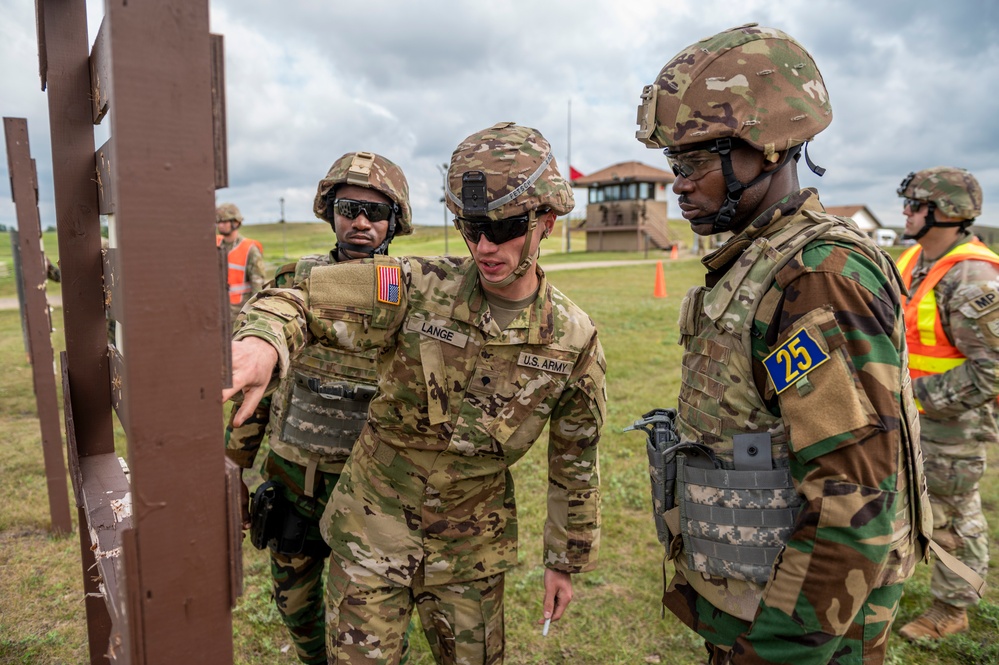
{"left": 223, "top": 337, "right": 278, "bottom": 426}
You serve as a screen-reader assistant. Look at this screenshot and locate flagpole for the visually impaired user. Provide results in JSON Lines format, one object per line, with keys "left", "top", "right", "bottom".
{"left": 565, "top": 98, "right": 572, "bottom": 253}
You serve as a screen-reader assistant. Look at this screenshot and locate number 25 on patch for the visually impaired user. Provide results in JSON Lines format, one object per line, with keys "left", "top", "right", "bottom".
{"left": 763, "top": 328, "right": 830, "bottom": 394}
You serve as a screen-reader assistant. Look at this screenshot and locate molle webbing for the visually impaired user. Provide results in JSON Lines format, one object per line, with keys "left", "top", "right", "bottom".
{"left": 280, "top": 373, "right": 373, "bottom": 459}
{"left": 678, "top": 461, "right": 802, "bottom": 585}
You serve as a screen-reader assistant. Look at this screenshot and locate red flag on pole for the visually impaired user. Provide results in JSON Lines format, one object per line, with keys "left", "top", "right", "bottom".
{"left": 569, "top": 166, "right": 584, "bottom": 183}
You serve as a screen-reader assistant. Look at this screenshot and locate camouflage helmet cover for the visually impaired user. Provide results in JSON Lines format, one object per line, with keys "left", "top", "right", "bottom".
{"left": 897, "top": 166, "right": 982, "bottom": 220}
{"left": 313, "top": 151, "right": 413, "bottom": 235}
{"left": 445, "top": 121, "right": 574, "bottom": 221}
{"left": 216, "top": 202, "right": 243, "bottom": 223}
{"left": 636, "top": 23, "right": 832, "bottom": 161}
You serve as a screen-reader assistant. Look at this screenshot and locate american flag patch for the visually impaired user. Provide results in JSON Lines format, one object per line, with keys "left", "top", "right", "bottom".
{"left": 377, "top": 265, "right": 401, "bottom": 305}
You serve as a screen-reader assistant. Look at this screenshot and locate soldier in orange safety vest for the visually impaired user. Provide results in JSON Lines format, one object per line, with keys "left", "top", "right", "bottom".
{"left": 216, "top": 202, "right": 265, "bottom": 322}
{"left": 895, "top": 167, "right": 999, "bottom": 642}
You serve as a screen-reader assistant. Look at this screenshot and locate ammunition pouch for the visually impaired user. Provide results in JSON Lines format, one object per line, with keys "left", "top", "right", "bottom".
{"left": 279, "top": 373, "right": 375, "bottom": 459}
{"left": 249, "top": 480, "right": 329, "bottom": 557}
{"left": 677, "top": 452, "right": 802, "bottom": 585}
{"left": 629, "top": 412, "right": 804, "bottom": 585}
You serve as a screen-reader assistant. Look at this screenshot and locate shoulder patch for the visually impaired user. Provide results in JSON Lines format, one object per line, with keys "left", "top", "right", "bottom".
{"left": 763, "top": 327, "right": 830, "bottom": 394}
{"left": 984, "top": 315, "right": 999, "bottom": 341}
{"left": 960, "top": 286, "right": 999, "bottom": 317}
{"left": 377, "top": 265, "right": 401, "bottom": 305}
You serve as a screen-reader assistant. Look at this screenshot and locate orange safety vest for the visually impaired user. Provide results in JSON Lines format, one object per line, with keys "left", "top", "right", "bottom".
{"left": 217, "top": 235, "right": 263, "bottom": 305}
{"left": 897, "top": 239, "right": 999, "bottom": 394}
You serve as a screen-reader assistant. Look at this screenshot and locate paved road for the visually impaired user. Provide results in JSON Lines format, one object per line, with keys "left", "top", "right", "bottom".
{"left": 0, "top": 294, "right": 61, "bottom": 310}
{"left": 544, "top": 258, "right": 665, "bottom": 272}
{"left": 0, "top": 259, "right": 674, "bottom": 311}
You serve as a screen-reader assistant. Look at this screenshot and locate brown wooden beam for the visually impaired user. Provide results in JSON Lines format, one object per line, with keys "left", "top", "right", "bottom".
{"left": 37, "top": 2, "right": 116, "bottom": 659}
{"left": 210, "top": 33, "right": 228, "bottom": 190}
{"left": 102, "top": 1, "right": 233, "bottom": 660}
{"left": 3, "top": 117, "right": 72, "bottom": 535}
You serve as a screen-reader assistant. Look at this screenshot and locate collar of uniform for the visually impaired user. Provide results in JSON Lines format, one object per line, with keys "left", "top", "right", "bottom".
{"left": 921, "top": 230, "right": 973, "bottom": 264}
{"left": 219, "top": 236, "right": 241, "bottom": 251}
{"left": 525, "top": 265, "right": 555, "bottom": 345}
{"left": 449, "top": 257, "right": 490, "bottom": 327}
{"left": 702, "top": 188, "right": 819, "bottom": 273}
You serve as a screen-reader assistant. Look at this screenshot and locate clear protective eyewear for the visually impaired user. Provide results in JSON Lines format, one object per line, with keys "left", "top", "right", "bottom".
{"left": 665, "top": 147, "right": 723, "bottom": 182}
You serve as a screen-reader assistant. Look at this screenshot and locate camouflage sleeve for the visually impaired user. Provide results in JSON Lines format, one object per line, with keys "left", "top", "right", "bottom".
{"left": 914, "top": 260, "right": 999, "bottom": 418}
{"left": 224, "top": 395, "right": 271, "bottom": 468}
{"left": 224, "top": 265, "right": 316, "bottom": 466}
{"left": 46, "top": 257, "right": 61, "bottom": 283}
{"left": 543, "top": 334, "right": 606, "bottom": 574}
{"left": 246, "top": 244, "right": 267, "bottom": 296}
{"left": 234, "top": 284, "right": 312, "bottom": 376}
{"left": 735, "top": 243, "right": 903, "bottom": 663}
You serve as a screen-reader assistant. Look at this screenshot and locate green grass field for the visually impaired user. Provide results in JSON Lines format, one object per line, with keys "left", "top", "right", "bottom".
{"left": 1, "top": 224, "right": 997, "bottom": 664}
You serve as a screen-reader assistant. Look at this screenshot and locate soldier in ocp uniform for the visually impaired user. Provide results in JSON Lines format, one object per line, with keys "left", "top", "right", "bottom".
{"left": 225, "top": 152, "right": 413, "bottom": 665}
{"left": 634, "top": 24, "right": 931, "bottom": 663}
{"left": 894, "top": 167, "right": 997, "bottom": 641}
{"left": 225, "top": 122, "right": 606, "bottom": 664}
{"left": 216, "top": 202, "right": 266, "bottom": 322}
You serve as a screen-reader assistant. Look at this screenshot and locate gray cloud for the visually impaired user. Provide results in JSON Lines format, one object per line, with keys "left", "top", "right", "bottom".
{"left": 2, "top": 0, "right": 997, "bottom": 234}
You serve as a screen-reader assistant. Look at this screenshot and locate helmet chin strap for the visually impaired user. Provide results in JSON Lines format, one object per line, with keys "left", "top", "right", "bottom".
{"left": 330, "top": 206, "right": 398, "bottom": 259}
{"left": 689, "top": 141, "right": 804, "bottom": 234}
{"left": 902, "top": 204, "right": 969, "bottom": 241}
{"left": 476, "top": 211, "right": 539, "bottom": 289}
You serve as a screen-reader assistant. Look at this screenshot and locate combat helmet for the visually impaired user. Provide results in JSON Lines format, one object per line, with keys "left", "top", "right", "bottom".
{"left": 216, "top": 203, "right": 244, "bottom": 227}
{"left": 898, "top": 166, "right": 982, "bottom": 239}
{"left": 445, "top": 121, "right": 574, "bottom": 287}
{"left": 313, "top": 151, "right": 412, "bottom": 257}
{"left": 635, "top": 23, "right": 832, "bottom": 232}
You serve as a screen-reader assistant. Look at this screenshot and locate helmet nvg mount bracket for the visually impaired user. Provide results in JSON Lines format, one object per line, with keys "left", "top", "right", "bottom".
{"left": 445, "top": 121, "right": 574, "bottom": 288}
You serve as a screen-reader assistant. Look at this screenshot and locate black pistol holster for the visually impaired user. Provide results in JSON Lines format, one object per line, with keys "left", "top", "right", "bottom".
{"left": 625, "top": 408, "right": 717, "bottom": 551}
{"left": 625, "top": 409, "right": 680, "bottom": 548}
{"left": 249, "top": 480, "right": 309, "bottom": 556}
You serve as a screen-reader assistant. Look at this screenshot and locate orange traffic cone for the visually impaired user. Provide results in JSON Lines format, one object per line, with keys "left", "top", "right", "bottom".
{"left": 670, "top": 244, "right": 679, "bottom": 260}
{"left": 653, "top": 261, "right": 667, "bottom": 298}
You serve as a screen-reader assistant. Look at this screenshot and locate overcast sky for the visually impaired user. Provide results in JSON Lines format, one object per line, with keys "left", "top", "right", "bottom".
{"left": 2, "top": 0, "right": 998, "bottom": 234}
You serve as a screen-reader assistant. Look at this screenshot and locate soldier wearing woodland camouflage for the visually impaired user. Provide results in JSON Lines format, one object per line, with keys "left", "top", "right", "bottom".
{"left": 216, "top": 202, "right": 266, "bottom": 322}
{"left": 226, "top": 153, "right": 413, "bottom": 664}
{"left": 894, "top": 167, "right": 997, "bottom": 641}
{"left": 224, "top": 121, "right": 605, "bottom": 665}
{"left": 634, "top": 24, "right": 932, "bottom": 664}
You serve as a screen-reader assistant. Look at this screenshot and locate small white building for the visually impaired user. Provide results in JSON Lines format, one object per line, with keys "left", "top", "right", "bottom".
{"left": 873, "top": 229, "right": 897, "bottom": 247}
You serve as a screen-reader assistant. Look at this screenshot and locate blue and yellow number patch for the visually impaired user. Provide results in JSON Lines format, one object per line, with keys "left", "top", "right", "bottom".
{"left": 763, "top": 327, "right": 829, "bottom": 394}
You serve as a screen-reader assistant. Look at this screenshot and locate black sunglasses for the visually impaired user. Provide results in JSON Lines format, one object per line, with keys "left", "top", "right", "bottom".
{"left": 332, "top": 198, "right": 395, "bottom": 223}
{"left": 903, "top": 198, "right": 926, "bottom": 212}
{"left": 455, "top": 213, "right": 533, "bottom": 245}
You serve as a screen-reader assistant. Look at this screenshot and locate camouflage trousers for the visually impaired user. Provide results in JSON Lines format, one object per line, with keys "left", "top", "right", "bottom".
{"left": 263, "top": 452, "right": 338, "bottom": 665}
{"left": 667, "top": 574, "right": 904, "bottom": 664}
{"left": 325, "top": 555, "right": 505, "bottom": 665}
{"left": 922, "top": 441, "right": 990, "bottom": 608}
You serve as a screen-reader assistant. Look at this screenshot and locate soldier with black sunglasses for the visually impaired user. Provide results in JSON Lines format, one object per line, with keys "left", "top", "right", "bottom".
{"left": 225, "top": 152, "right": 415, "bottom": 665}
{"left": 225, "top": 122, "right": 606, "bottom": 664}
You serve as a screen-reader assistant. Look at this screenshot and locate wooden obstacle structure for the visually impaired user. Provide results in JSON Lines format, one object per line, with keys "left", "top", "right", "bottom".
{"left": 32, "top": 1, "right": 242, "bottom": 661}
{"left": 3, "top": 118, "right": 73, "bottom": 536}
